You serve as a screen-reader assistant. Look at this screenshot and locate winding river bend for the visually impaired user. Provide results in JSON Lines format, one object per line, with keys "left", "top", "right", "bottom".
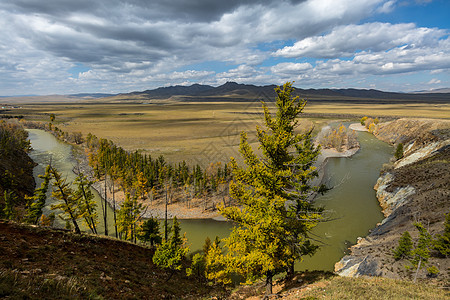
{"left": 27, "top": 128, "right": 391, "bottom": 271}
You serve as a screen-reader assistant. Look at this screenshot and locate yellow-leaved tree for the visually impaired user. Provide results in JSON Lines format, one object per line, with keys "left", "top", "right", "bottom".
{"left": 206, "top": 82, "right": 325, "bottom": 295}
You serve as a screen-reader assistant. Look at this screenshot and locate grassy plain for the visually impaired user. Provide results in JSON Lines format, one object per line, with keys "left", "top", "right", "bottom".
{"left": 3, "top": 99, "right": 449, "bottom": 166}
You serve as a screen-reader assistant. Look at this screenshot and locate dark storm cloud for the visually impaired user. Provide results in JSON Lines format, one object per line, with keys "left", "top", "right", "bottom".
{"left": 0, "top": 0, "right": 99, "bottom": 16}
{"left": 1, "top": 0, "right": 383, "bottom": 69}
{"left": 2, "top": 0, "right": 307, "bottom": 22}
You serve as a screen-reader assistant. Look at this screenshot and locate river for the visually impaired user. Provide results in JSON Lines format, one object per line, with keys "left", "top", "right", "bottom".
{"left": 27, "top": 129, "right": 116, "bottom": 234}
{"left": 27, "top": 128, "right": 391, "bottom": 271}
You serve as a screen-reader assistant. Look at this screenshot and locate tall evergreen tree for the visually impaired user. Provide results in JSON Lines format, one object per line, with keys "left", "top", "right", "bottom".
{"left": 25, "top": 165, "right": 52, "bottom": 224}
{"left": 207, "top": 82, "right": 324, "bottom": 294}
{"left": 434, "top": 212, "right": 450, "bottom": 257}
{"left": 153, "top": 216, "right": 189, "bottom": 281}
{"left": 50, "top": 167, "right": 81, "bottom": 234}
{"left": 393, "top": 231, "right": 413, "bottom": 260}
{"left": 74, "top": 173, "right": 98, "bottom": 234}
{"left": 117, "top": 193, "right": 143, "bottom": 242}
{"left": 138, "top": 216, "right": 162, "bottom": 246}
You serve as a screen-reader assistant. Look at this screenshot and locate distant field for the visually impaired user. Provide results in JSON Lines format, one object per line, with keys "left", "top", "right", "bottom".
{"left": 2, "top": 99, "right": 448, "bottom": 166}
{"left": 304, "top": 102, "right": 450, "bottom": 119}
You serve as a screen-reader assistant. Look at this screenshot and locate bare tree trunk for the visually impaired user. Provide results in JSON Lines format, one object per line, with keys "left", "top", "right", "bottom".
{"left": 112, "top": 179, "right": 118, "bottom": 238}
{"left": 414, "top": 259, "right": 422, "bottom": 283}
{"left": 164, "top": 186, "right": 168, "bottom": 241}
{"left": 286, "top": 263, "right": 295, "bottom": 279}
{"left": 265, "top": 270, "right": 273, "bottom": 296}
{"left": 104, "top": 172, "right": 108, "bottom": 236}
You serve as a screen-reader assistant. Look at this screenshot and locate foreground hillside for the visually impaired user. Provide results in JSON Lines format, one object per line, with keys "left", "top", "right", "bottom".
{"left": 0, "top": 220, "right": 227, "bottom": 299}
{"left": 1, "top": 220, "right": 448, "bottom": 299}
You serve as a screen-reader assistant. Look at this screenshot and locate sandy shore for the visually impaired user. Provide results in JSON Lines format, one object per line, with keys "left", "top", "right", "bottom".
{"left": 349, "top": 123, "right": 368, "bottom": 132}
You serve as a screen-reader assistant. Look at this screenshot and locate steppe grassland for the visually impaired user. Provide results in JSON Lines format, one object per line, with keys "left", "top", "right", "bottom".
{"left": 14, "top": 100, "right": 449, "bottom": 166}
{"left": 19, "top": 102, "right": 320, "bottom": 166}
{"left": 305, "top": 102, "right": 450, "bottom": 119}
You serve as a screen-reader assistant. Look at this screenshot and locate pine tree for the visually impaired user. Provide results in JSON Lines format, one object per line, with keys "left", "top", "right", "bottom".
{"left": 207, "top": 82, "right": 324, "bottom": 294}
{"left": 50, "top": 167, "right": 81, "bottom": 234}
{"left": 434, "top": 212, "right": 450, "bottom": 257}
{"left": 153, "top": 217, "right": 189, "bottom": 281}
{"left": 395, "top": 143, "right": 404, "bottom": 160}
{"left": 410, "top": 222, "right": 434, "bottom": 282}
{"left": 117, "top": 193, "right": 143, "bottom": 242}
{"left": 74, "top": 173, "right": 98, "bottom": 234}
{"left": 25, "top": 165, "right": 52, "bottom": 224}
{"left": 393, "top": 231, "right": 413, "bottom": 260}
{"left": 138, "top": 217, "right": 162, "bottom": 246}
{"left": 2, "top": 190, "right": 16, "bottom": 220}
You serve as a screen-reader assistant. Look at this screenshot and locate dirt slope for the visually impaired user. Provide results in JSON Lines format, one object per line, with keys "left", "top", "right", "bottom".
{"left": 0, "top": 220, "right": 226, "bottom": 299}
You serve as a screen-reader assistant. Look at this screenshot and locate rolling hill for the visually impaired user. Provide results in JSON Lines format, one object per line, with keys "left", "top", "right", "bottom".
{"left": 107, "top": 82, "right": 450, "bottom": 104}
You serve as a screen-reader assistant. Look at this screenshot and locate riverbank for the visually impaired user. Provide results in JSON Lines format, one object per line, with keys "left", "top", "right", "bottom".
{"left": 335, "top": 118, "right": 450, "bottom": 284}
{"left": 348, "top": 123, "right": 368, "bottom": 132}
{"left": 311, "top": 123, "right": 361, "bottom": 194}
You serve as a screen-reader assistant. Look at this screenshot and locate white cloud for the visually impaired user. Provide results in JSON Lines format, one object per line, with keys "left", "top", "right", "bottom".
{"left": 271, "top": 62, "right": 313, "bottom": 75}
{"left": 428, "top": 78, "right": 441, "bottom": 84}
{"left": 0, "top": 0, "right": 448, "bottom": 94}
{"left": 274, "top": 22, "right": 447, "bottom": 58}
{"left": 216, "top": 65, "right": 260, "bottom": 84}
{"left": 377, "top": 0, "right": 396, "bottom": 13}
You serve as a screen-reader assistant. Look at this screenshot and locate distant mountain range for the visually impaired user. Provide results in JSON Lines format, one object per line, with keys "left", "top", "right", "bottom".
{"left": 2, "top": 83, "right": 449, "bottom": 104}
{"left": 110, "top": 82, "right": 450, "bottom": 104}
{"left": 68, "top": 93, "right": 115, "bottom": 98}
{"left": 413, "top": 88, "right": 450, "bottom": 94}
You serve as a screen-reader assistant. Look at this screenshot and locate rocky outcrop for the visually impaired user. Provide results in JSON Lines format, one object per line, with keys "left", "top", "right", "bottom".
{"left": 335, "top": 119, "right": 450, "bottom": 283}
{"left": 374, "top": 172, "right": 415, "bottom": 218}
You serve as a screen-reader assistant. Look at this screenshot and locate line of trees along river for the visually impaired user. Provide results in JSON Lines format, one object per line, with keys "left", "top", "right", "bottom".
{"left": 27, "top": 125, "right": 392, "bottom": 271}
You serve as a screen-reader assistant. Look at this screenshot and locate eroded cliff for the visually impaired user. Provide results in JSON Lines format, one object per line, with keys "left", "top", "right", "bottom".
{"left": 335, "top": 118, "right": 450, "bottom": 284}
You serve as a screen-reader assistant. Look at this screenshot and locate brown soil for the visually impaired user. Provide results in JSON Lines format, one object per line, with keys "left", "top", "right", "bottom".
{"left": 0, "top": 220, "right": 228, "bottom": 299}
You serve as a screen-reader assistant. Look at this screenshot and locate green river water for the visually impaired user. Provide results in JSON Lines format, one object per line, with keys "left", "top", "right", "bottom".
{"left": 27, "top": 128, "right": 391, "bottom": 271}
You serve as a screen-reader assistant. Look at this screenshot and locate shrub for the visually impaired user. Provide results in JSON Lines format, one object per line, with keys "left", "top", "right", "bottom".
{"left": 365, "top": 117, "right": 374, "bottom": 129}
{"left": 433, "top": 212, "right": 450, "bottom": 257}
{"left": 393, "top": 231, "right": 413, "bottom": 260}
{"left": 395, "top": 143, "right": 404, "bottom": 160}
{"left": 426, "top": 265, "right": 439, "bottom": 278}
{"left": 360, "top": 116, "right": 368, "bottom": 126}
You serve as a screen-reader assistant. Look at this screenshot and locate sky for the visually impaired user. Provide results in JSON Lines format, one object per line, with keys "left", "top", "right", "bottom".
{"left": 0, "top": 0, "right": 449, "bottom": 95}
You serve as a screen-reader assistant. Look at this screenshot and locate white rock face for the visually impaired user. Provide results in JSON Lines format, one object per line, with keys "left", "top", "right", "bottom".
{"left": 374, "top": 172, "right": 415, "bottom": 217}
{"left": 395, "top": 141, "right": 448, "bottom": 169}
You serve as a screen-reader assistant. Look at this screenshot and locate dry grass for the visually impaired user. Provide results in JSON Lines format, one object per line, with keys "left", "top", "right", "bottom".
{"left": 232, "top": 272, "right": 449, "bottom": 299}
{"left": 4, "top": 99, "right": 448, "bottom": 166}
{"left": 295, "top": 275, "right": 449, "bottom": 300}
{"left": 10, "top": 102, "right": 329, "bottom": 166}
{"left": 304, "top": 102, "right": 450, "bottom": 119}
